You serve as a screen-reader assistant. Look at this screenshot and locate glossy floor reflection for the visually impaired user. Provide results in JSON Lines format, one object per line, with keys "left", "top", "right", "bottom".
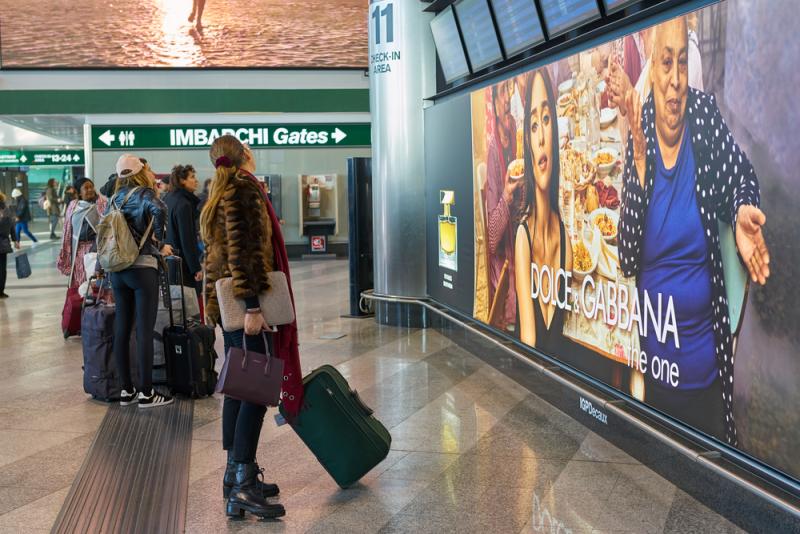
{"left": 0, "top": 245, "right": 753, "bottom": 533}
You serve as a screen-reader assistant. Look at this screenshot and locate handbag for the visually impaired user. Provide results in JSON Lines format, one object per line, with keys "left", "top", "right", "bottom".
{"left": 215, "top": 271, "right": 295, "bottom": 330}
{"left": 216, "top": 332, "right": 284, "bottom": 406}
{"left": 15, "top": 252, "right": 31, "bottom": 279}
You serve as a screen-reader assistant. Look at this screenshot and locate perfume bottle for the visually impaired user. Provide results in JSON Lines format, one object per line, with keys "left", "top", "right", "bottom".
{"left": 438, "top": 191, "right": 457, "bottom": 264}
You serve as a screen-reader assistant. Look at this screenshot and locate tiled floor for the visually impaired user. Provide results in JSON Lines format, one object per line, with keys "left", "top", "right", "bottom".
{"left": 0, "top": 237, "right": 770, "bottom": 533}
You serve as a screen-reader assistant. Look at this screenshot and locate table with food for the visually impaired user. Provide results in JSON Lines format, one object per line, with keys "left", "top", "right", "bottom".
{"left": 555, "top": 65, "right": 640, "bottom": 365}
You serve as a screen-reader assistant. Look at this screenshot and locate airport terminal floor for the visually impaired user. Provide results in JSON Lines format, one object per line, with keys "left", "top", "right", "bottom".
{"left": 0, "top": 226, "right": 767, "bottom": 534}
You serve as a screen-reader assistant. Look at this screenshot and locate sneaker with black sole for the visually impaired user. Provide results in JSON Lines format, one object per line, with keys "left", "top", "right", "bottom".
{"left": 138, "top": 389, "right": 174, "bottom": 409}
{"left": 120, "top": 388, "right": 138, "bottom": 406}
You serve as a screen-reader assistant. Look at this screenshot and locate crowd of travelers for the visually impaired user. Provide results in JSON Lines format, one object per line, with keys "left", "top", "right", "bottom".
{"left": 1, "top": 136, "right": 295, "bottom": 519}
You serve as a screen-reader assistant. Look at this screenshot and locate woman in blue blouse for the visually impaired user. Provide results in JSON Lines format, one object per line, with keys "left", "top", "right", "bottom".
{"left": 617, "top": 17, "right": 770, "bottom": 445}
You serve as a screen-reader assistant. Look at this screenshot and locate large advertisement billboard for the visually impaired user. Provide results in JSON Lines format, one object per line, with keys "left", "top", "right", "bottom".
{"left": 458, "top": 1, "right": 800, "bottom": 480}
{"left": 0, "top": 0, "right": 367, "bottom": 68}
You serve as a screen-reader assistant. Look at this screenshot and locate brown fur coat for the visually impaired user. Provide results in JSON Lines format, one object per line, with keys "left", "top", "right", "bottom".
{"left": 203, "top": 174, "right": 274, "bottom": 326}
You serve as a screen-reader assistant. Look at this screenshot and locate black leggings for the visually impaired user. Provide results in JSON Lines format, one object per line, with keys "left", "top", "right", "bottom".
{"left": 111, "top": 267, "right": 159, "bottom": 392}
{"left": 0, "top": 253, "right": 6, "bottom": 293}
{"left": 222, "top": 329, "right": 272, "bottom": 464}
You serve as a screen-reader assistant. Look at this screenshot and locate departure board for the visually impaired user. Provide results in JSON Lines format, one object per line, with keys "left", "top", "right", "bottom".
{"left": 538, "top": 0, "right": 601, "bottom": 37}
{"left": 455, "top": 0, "right": 504, "bottom": 71}
{"left": 430, "top": 7, "right": 472, "bottom": 83}
{"left": 602, "top": 0, "right": 639, "bottom": 13}
{"left": 490, "top": 0, "right": 546, "bottom": 57}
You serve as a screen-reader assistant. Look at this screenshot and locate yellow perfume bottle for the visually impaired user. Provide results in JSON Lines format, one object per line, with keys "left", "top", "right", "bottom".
{"left": 438, "top": 191, "right": 457, "bottom": 270}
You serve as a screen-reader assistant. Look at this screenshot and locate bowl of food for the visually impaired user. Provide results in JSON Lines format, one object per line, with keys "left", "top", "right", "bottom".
{"left": 590, "top": 207, "right": 619, "bottom": 243}
{"left": 592, "top": 147, "right": 619, "bottom": 176}
{"left": 508, "top": 159, "right": 525, "bottom": 181}
{"left": 600, "top": 107, "right": 617, "bottom": 128}
{"left": 573, "top": 228, "right": 600, "bottom": 281}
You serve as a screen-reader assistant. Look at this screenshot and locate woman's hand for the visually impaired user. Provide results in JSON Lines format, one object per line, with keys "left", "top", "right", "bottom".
{"left": 502, "top": 169, "right": 521, "bottom": 205}
{"left": 14, "top": 241, "right": 20, "bottom": 250}
{"left": 194, "top": 271, "right": 203, "bottom": 282}
{"left": 244, "top": 311, "right": 267, "bottom": 335}
{"left": 608, "top": 62, "right": 632, "bottom": 116}
{"left": 626, "top": 89, "right": 647, "bottom": 188}
{"left": 160, "top": 244, "right": 174, "bottom": 256}
{"left": 736, "top": 205, "right": 770, "bottom": 285}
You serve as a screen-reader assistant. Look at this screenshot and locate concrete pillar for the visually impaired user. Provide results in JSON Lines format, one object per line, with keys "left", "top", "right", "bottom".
{"left": 368, "top": 0, "right": 435, "bottom": 305}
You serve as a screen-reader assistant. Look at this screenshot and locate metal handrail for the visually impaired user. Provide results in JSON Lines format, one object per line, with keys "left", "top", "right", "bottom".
{"left": 363, "top": 290, "right": 800, "bottom": 517}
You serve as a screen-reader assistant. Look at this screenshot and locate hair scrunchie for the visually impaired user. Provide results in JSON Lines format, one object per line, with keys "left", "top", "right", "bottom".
{"left": 215, "top": 156, "right": 233, "bottom": 168}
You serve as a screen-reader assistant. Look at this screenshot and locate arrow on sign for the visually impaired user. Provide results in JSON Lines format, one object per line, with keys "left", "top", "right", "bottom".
{"left": 73, "top": 154, "right": 80, "bottom": 162}
{"left": 332, "top": 128, "right": 347, "bottom": 144}
{"left": 99, "top": 130, "right": 116, "bottom": 147}
{"left": 19, "top": 155, "right": 27, "bottom": 163}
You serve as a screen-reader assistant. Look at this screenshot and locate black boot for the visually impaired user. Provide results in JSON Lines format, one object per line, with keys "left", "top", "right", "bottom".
{"left": 226, "top": 463, "right": 285, "bottom": 520}
{"left": 223, "top": 452, "right": 280, "bottom": 499}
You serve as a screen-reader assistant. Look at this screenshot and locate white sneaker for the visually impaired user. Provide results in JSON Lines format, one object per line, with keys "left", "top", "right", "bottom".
{"left": 120, "top": 387, "right": 138, "bottom": 406}
{"left": 138, "top": 388, "right": 174, "bottom": 409}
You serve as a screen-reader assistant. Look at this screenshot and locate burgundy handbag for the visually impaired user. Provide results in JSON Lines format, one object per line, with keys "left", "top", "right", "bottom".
{"left": 216, "top": 333, "right": 284, "bottom": 406}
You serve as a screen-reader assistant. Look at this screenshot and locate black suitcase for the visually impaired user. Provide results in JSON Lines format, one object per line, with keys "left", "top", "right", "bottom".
{"left": 161, "top": 257, "right": 218, "bottom": 397}
{"left": 81, "top": 276, "right": 138, "bottom": 401}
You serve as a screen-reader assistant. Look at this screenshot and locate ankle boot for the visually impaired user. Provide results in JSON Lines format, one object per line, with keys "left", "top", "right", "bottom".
{"left": 223, "top": 452, "right": 280, "bottom": 499}
{"left": 226, "top": 463, "right": 286, "bottom": 520}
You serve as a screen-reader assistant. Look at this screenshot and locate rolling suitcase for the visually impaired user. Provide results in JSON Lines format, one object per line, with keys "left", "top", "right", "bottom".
{"left": 61, "top": 286, "right": 84, "bottom": 338}
{"left": 161, "top": 257, "right": 217, "bottom": 397}
{"left": 81, "top": 276, "right": 138, "bottom": 401}
{"left": 280, "top": 365, "right": 391, "bottom": 488}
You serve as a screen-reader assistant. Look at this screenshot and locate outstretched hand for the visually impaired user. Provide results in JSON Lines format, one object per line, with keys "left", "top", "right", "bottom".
{"left": 736, "top": 205, "right": 770, "bottom": 285}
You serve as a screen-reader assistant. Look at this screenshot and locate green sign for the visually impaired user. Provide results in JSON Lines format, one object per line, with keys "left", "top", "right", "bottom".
{"left": 91, "top": 123, "right": 371, "bottom": 150}
{"left": 0, "top": 149, "right": 84, "bottom": 167}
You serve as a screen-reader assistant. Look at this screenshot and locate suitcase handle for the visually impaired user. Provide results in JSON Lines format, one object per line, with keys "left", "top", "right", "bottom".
{"left": 350, "top": 389, "right": 374, "bottom": 417}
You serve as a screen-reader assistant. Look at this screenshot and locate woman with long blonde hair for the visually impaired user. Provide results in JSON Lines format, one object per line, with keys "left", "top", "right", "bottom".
{"left": 202, "top": 135, "right": 301, "bottom": 520}
{"left": 108, "top": 155, "right": 174, "bottom": 409}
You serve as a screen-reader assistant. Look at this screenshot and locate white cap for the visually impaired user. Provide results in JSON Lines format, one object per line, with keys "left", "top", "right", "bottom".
{"left": 11, "top": 188, "right": 22, "bottom": 199}
{"left": 115, "top": 154, "right": 144, "bottom": 179}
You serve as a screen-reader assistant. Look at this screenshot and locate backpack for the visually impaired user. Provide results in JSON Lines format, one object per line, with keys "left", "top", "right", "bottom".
{"left": 96, "top": 187, "right": 154, "bottom": 272}
{"left": 38, "top": 191, "right": 48, "bottom": 210}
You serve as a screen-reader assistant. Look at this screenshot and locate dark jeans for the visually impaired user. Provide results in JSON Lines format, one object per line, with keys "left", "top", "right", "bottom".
{"left": 15, "top": 221, "right": 37, "bottom": 243}
{"left": 111, "top": 267, "right": 159, "bottom": 392}
{"left": 49, "top": 214, "right": 59, "bottom": 235}
{"left": 222, "top": 328, "right": 274, "bottom": 463}
{"left": 645, "top": 375, "right": 725, "bottom": 441}
{"left": 0, "top": 253, "right": 6, "bottom": 293}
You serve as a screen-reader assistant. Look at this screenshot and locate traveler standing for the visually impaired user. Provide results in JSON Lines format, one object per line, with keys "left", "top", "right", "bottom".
{"left": 164, "top": 165, "right": 202, "bottom": 295}
{"left": 107, "top": 155, "right": 174, "bottom": 409}
{"left": 46, "top": 178, "right": 61, "bottom": 239}
{"left": 202, "top": 135, "right": 302, "bottom": 520}
{"left": 11, "top": 189, "right": 38, "bottom": 245}
{"left": 57, "top": 178, "right": 107, "bottom": 288}
{"left": 0, "top": 192, "right": 20, "bottom": 298}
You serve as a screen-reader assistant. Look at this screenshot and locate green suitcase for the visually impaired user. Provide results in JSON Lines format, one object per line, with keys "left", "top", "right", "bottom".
{"left": 280, "top": 365, "right": 391, "bottom": 488}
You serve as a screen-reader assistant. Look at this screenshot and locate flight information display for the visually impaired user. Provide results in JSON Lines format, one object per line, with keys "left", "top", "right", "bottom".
{"left": 490, "top": 0, "right": 546, "bottom": 57}
{"left": 430, "top": 7, "right": 472, "bottom": 83}
{"left": 455, "top": 0, "right": 504, "bottom": 71}
{"left": 538, "top": 0, "right": 601, "bottom": 37}
{"left": 602, "top": 0, "right": 639, "bottom": 13}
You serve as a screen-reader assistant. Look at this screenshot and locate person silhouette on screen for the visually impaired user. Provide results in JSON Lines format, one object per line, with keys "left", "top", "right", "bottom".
{"left": 189, "top": 0, "right": 206, "bottom": 33}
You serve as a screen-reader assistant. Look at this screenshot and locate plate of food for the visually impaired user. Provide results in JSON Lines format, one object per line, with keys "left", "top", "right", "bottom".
{"left": 600, "top": 107, "right": 617, "bottom": 128}
{"left": 592, "top": 147, "right": 619, "bottom": 175}
{"left": 508, "top": 158, "right": 525, "bottom": 181}
{"left": 573, "top": 227, "right": 600, "bottom": 281}
{"left": 557, "top": 94, "right": 575, "bottom": 117}
{"left": 590, "top": 208, "right": 619, "bottom": 243}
